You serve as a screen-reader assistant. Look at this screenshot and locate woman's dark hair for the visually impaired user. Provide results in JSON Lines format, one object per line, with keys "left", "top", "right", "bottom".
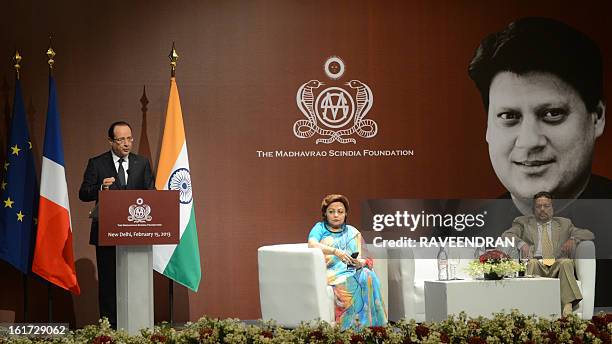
{"left": 321, "top": 194, "right": 350, "bottom": 219}
{"left": 468, "top": 17, "right": 603, "bottom": 113}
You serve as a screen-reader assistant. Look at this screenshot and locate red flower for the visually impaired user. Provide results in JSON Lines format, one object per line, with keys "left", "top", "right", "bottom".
{"left": 402, "top": 338, "right": 414, "bottom": 344}
{"left": 592, "top": 313, "right": 612, "bottom": 330}
{"left": 468, "top": 336, "right": 486, "bottom": 344}
{"left": 599, "top": 331, "right": 611, "bottom": 344}
{"left": 261, "top": 330, "right": 274, "bottom": 339}
{"left": 586, "top": 323, "right": 600, "bottom": 336}
{"left": 369, "top": 326, "right": 388, "bottom": 339}
{"left": 415, "top": 324, "right": 429, "bottom": 339}
{"left": 309, "top": 330, "right": 326, "bottom": 341}
{"left": 199, "top": 328, "right": 214, "bottom": 341}
{"left": 571, "top": 335, "right": 584, "bottom": 344}
{"left": 479, "top": 249, "right": 509, "bottom": 263}
{"left": 92, "top": 335, "right": 115, "bottom": 344}
{"left": 543, "top": 331, "right": 558, "bottom": 343}
{"left": 150, "top": 333, "right": 167, "bottom": 343}
{"left": 350, "top": 334, "right": 365, "bottom": 344}
{"left": 592, "top": 315, "right": 606, "bottom": 327}
{"left": 439, "top": 331, "right": 450, "bottom": 343}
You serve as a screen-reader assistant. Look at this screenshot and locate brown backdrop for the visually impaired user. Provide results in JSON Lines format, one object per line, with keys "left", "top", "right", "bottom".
{"left": 1, "top": 0, "right": 611, "bottom": 327}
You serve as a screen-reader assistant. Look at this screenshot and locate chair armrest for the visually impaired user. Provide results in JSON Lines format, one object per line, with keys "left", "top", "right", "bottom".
{"left": 258, "top": 244, "right": 333, "bottom": 327}
{"left": 387, "top": 247, "right": 418, "bottom": 321}
{"left": 574, "top": 241, "right": 595, "bottom": 319}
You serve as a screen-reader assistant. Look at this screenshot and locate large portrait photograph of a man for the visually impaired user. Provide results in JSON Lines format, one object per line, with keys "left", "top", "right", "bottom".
{"left": 469, "top": 17, "right": 609, "bottom": 208}
{"left": 467, "top": 17, "right": 612, "bottom": 307}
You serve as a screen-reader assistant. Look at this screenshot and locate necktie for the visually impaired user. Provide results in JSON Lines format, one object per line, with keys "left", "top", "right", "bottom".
{"left": 117, "top": 158, "right": 127, "bottom": 187}
{"left": 540, "top": 223, "right": 555, "bottom": 266}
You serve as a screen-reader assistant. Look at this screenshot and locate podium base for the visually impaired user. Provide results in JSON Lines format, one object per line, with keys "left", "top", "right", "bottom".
{"left": 116, "top": 245, "right": 154, "bottom": 334}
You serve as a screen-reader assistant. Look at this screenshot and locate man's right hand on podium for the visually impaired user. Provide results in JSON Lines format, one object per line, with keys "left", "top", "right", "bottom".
{"left": 102, "top": 177, "right": 115, "bottom": 190}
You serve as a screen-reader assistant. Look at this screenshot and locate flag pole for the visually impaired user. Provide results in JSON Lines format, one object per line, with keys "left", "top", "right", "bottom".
{"left": 23, "top": 275, "right": 28, "bottom": 321}
{"left": 169, "top": 281, "right": 174, "bottom": 326}
{"left": 47, "top": 284, "right": 53, "bottom": 321}
{"left": 45, "top": 38, "right": 57, "bottom": 322}
{"left": 167, "top": 42, "right": 179, "bottom": 327}
{"left": 13, "top": 50, "right": 29, "bottom": 322}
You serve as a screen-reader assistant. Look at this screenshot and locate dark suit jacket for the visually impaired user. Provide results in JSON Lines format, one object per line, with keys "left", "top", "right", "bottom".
{"left": 79, "top": 151, "right": 155, "bottom": 245}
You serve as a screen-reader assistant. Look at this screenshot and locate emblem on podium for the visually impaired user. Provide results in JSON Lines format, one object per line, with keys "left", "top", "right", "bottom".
{"left": 127, "top": 197, "right": 152, "bottom": 223}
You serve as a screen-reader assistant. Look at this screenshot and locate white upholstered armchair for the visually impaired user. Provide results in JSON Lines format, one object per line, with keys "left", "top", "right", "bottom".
{"left": 573, "top": 240, "right": 596, "bottom": 319}
{"left": 258, "top": 243, "right": 388, "bottom": 327}
{"left": 387, "top": 246, "right": 473, "bottom": 323}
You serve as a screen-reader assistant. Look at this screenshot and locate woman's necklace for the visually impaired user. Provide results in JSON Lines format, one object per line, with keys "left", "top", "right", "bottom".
{"left": 323, "top": 222, "right": 349, "bottom": 250}
{"left": 324, "top": 222, "right": 343, "bottom": 233}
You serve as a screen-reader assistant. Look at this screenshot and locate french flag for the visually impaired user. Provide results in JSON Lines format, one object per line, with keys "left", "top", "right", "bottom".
{"left": 32, "top": 76, "right": 80, "bottom": 294}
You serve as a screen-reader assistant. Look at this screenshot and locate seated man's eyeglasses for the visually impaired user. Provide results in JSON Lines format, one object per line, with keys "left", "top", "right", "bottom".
{"left": 535, "top": 204, "right": 552, "bottom": 210}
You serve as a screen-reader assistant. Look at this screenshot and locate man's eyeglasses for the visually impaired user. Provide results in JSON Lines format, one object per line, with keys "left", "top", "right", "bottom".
{"left": 112, "top": 137, "right": 134, "bottom": 144}
{"left": 535, "top": 204, "right": 552, "bottom": 210}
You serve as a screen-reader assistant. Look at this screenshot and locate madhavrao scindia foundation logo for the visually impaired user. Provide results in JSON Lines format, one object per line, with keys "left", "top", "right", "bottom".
{"left": 293, "top": 57, "right": 378, "bottom": 144}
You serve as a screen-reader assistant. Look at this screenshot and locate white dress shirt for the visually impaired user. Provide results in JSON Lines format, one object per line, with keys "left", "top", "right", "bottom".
{"left": 110, "top": 151, "right": 129, "bottom": 184}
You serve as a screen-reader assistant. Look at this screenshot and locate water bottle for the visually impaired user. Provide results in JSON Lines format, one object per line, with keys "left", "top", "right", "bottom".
{"left": 437, "top": 247, "right": 449, "bottom": 281}
{"left": 517, "top": 246, "right": 526, "bottom": 277}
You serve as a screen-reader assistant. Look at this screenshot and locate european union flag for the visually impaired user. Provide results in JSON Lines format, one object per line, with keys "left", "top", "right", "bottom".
{"left": 0, "top": 79, "right": 38, "bottom": 273}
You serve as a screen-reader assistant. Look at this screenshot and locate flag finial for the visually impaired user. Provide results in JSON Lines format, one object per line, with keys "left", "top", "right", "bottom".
{"left": 46, "top": 36, "right": 56, "bottom": 72}
{"left": 169, "top": 42, "right": 178, "bottom": 77}
{"left": 140, "top": 85, "right": 149, "bottom": 113}
{"left": 13, "top": 50, "right": 22, "bottom": 80}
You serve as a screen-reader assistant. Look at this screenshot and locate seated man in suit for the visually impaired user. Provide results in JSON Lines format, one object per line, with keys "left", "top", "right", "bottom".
{"left": 502, "top": 191, "right": 594, "bottom": 316}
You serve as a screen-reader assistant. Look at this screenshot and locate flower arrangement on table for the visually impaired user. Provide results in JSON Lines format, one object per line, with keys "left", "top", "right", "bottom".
{"left": 465, "top": 249, "right": 524, "bottom": 280}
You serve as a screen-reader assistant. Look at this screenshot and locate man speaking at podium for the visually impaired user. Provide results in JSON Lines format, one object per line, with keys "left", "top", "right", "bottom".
{"left": 79, "top": 121, "right": 154, "bottom": 328}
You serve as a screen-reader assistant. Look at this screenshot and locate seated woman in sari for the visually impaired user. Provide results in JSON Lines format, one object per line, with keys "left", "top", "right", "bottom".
{"left": 307, "top": 194, "right": 387, "bottom": 330}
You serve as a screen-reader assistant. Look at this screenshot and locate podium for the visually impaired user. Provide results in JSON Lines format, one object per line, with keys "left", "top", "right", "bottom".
{"left": 99, "top": 190, "right": 179, "bottom": 334}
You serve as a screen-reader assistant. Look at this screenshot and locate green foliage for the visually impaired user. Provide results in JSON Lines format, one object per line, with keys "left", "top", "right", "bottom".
{"left": 2, "top": 312, "right": 610, "bottom": 344}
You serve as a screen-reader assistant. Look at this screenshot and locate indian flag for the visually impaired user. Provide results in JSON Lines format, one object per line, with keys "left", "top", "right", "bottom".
{"left": 152, "top": 77, "right": 201, "bottom": 291}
